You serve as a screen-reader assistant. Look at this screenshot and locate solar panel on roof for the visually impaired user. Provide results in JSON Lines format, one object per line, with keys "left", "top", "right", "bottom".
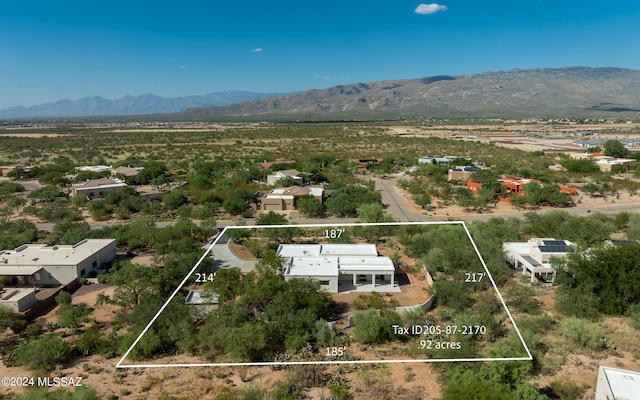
{"left": 522, "top": 256, "right": 541, "bottom": 266}
{"left": 543, "top": 240, "right": 566, "bottom": 246}
{"left": 539, "top": 245, "right": 567, "bottom": 253}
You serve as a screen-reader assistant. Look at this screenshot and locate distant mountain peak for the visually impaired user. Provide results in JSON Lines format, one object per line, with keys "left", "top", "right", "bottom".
{"left": 0, "top": 91, "right": 286, "bottom": 119}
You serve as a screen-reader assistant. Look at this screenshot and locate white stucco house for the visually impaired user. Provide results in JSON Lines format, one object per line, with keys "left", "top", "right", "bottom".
{"left": 276, "top": 244, "right": 397, "bottom": 293}
{"left": 503, "top": 238, "right": 574, "bottom": 283}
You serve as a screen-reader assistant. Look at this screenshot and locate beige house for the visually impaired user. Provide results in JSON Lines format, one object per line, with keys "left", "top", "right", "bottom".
{"left": 448, "top": 166, "right": 477, "bottom": 182}
{"left": 0, "top": 289, "right": 37, "bottom": 312}
{"left": 261, "top": 186, "right": 323, "bottom": 211}
{"left": 71, "top": 178, "right": 128, "bottom": 199}
{"left": 568, "top": 153, "right": 636, "bottom": 172}
{"left": 112, "top": 166, "right": 144, "bottom": 179}
{"left": 595, "top": 157, "right": 636, "bottom": 172}
{"left": 0, "top": 239, "right": 117, "bottom": 286}
{"left": 0, "top": 165, "right": 33, "bottom": 177}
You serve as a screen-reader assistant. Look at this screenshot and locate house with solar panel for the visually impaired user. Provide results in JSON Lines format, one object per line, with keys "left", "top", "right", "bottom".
{"left": 502, "top": 238, "right": 574, "bottom": 283}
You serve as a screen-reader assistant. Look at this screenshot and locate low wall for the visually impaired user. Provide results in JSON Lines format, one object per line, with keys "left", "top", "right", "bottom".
{"left": 24, "top": 279, "right": 79, "bottom": 319}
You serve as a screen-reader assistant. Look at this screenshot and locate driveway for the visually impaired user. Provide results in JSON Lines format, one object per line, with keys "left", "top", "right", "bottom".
{"left": 209, "top": 234, "right": 256, "bottom": 273}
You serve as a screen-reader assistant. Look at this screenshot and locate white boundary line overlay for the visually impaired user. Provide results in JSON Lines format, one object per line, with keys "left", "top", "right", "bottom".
{"left": 116, "top": 221, "right": 533, "bottom": 368}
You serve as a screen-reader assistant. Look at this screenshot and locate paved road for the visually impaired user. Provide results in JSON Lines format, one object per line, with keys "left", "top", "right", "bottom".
{"left": 374, "top": 176, "right": 428, "bottom": 221}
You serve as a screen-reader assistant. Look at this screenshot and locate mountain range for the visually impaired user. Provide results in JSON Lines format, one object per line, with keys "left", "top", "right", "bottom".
{"left": 0, "top": 91, "right": 286, "bottom": 119}
{"left": 3, "top": 67, "right": 640, "bottom": 120}
{"left": 177, "top": 67, "right": 640, "bottom": 120}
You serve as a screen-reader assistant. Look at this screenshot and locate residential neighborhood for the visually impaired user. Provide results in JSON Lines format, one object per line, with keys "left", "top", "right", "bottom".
{"left": 0, "top": 121, "right": 639, "bottom": 400}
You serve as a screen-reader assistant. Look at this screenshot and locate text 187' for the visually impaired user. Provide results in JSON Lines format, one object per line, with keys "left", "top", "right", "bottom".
{"left": 324, "top": 229, "right": 344, "bottom": 239}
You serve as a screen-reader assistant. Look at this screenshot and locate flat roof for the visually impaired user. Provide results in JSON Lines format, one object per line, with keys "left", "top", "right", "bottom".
{"left": 503, "top": 242, "right": 530, "bottom": 255}
{"left": 600, "top": 366, "right": 640, "bottom": 400}
{"left": 339, "top": 256, "right": 394, "bottom": 272}
{"left": 185, "top": 289, "right": 218, "bottom": 305}
{"left": 0, "top": 266, "right": 45, "bottom": 276}
{"left": 285, "top": 255, "right": 394, "bottom": 277}
{"left": 0, "top": 239, "right": 115, "bottom": 266}
{"left": 286, "top": 257, "right": 339, "bottom": 277}
{"left": 0, "top": 289, "right": 36, "bottom": 302}
{"left": 277, "top": 244, "right": 378, "bottom": 258}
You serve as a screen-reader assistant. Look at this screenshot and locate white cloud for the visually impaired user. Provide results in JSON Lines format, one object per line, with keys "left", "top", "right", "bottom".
{"left": 414, "top": 3, "right": 448, "bottom": 15}
{"left": 251, "top": 47, "right": 263, "bottom": 53}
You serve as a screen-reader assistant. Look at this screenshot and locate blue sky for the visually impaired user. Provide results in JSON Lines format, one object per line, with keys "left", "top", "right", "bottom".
{"left": 2, "top": 0, "right": 639, "bottom": 109}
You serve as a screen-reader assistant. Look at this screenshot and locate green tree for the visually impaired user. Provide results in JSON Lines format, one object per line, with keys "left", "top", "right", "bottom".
{"left": 163, "top": 189, "right": 188, "bottom": 210}
{"left": 561, "top": 159, "right": 599, "bottom": 174}
{"left": 555, "top": 242, "right": 640, "bottom": 316}
{"left": 297, "top": 195, "right": 324, "bottom": 218}
{"left": 603, "top": 139, "right": 629, "bottom": 158}
{"left": 188, "top": 174, "right": 213, "bottom": 190}
{"left": 97, "top": 261, "right": 162, "bottom": 310}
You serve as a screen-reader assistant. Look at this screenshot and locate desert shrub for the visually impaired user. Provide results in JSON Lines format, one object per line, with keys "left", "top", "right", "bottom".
{"left": 14, "top": 335, "right": 72, "bottom": 371}
{"left": 505, "top": 284, "right": 541, "bottom": 315}
{"left": 58, "top": 302, "right": 91, "bottom": 328}
{"left": 353, "top": 309, "right": 402, "bottom": 344}
{"left": 314, "top": 319, "right": 338, "bottom": 347}
{"left": 14, "top": 386, "right": 100, "bottom": 400}
{"left": 243, "top": 239, "right": 266, "bottom": 258}
{"left": 560, "top": 317, "right": 609, "bottom": 352}
{"left": 431, "top": 279, "right": 469, "bottom": 311}
{"left": 75, "top": 329, "right": 116, "bottom": 357}
{"left": 55, "top": 291, "right": 72, "bottom": 307}
{"left": 542, "top": 380, "right": 588, "bottom": 400}
{"left": 10, "top": 315, "right": 28, "bottom": 334}
{"left": 626, "top": 303, "right": 640, "bottom": 330}
{"left": 24, "top": 322, "right": 43, "bottom": 339}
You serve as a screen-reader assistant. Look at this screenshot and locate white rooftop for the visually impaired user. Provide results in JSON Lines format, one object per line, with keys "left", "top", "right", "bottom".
{"left": 286, "top": 257, "right": 339, "bottom": 277}
{"left": 339, "top": 256, "right": 394, "bottom": 273}
{"left": 185, "top": 289, "right": 219, "bottom": 305}
{"left": 503, "top": 242, "right": 530, "bottom": 255}
{"left": 0, "top": 266, "right": 45, "bottom": 276}
{"left": 75, "top": 165, "right": 112, "bottom": 172}
{"left": 285, "top": 256, "right": 394, "bottom": 277}
{"left": 277, "top": 244, "right": 378, "bottom": 258}
{"left": 598, "top": 366, "right": 640, "bottom": 400}
{"left": 0, "top": 239, "right": 115, "bottom": 266}
{"left": 0, "top": 289, "right": 35, "bottom": 302}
